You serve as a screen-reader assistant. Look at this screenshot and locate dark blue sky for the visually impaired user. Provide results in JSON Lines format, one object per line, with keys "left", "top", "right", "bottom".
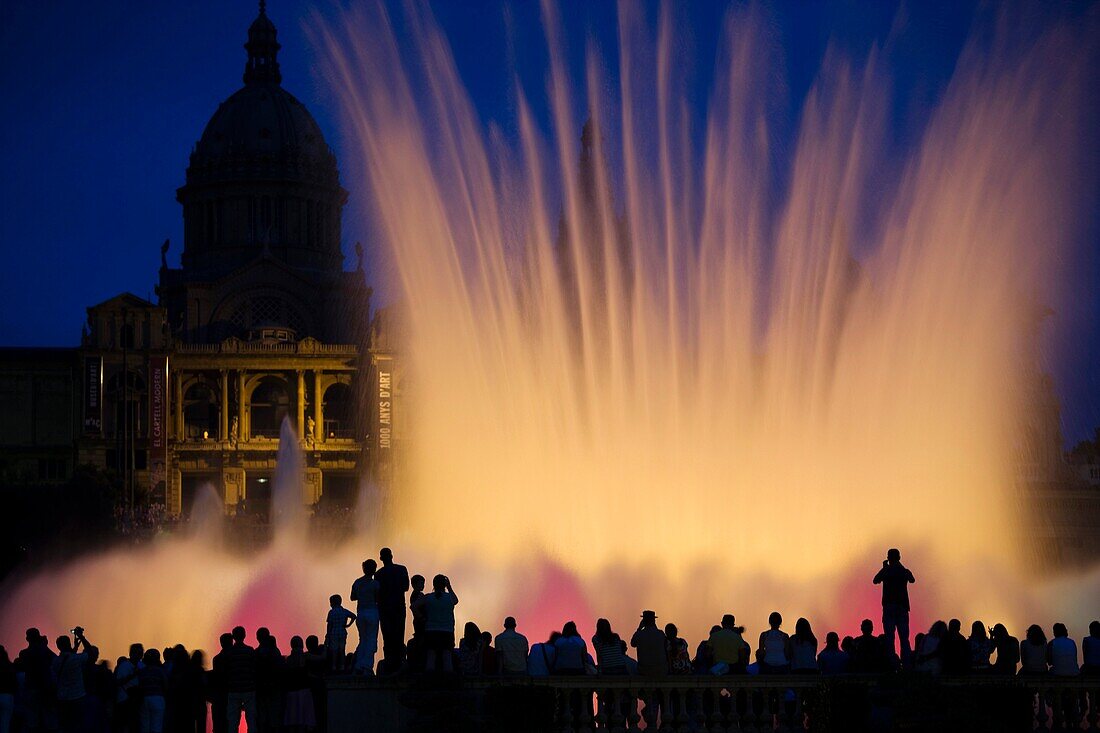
{"left": 0, "top": 1, "right": 1096, "bottom": 442}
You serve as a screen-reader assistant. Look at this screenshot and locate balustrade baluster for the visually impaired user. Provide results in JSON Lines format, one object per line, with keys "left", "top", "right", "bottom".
{"left": 594, "top": 688, "right": 608, "bottom": 731}
{"left": 1069, "top": 684, "right": 1088, "bottom": 733}
{"left": 557, "top": 687, "right": 575, "bottom": 733}
{"left": 626, "top": 686, "right": 641, "bottom": 731}
{"left": 577, "top": 685, "right": 594, "bottom": 733}
{"left": 738, "top": 687, "right": 758, "bottom": 733}
{"left": 756, "top": 686, "right": 773, "bottom": 733}
{"left": 778, "top": 687, "right": 802, "bottom": 733}
{"left": 672, "top": 686, "right": 691, "bottom": 732}
{"left": 1088, "top": 684, "right": 1100, "bottom": 732}
{"left": 1034, "top": 685, "right": 1050, "bottom": 731}
{"left": 705, "top": 688, "right": 725, "bottom": 733}
{"left": 606, "top": 688, "right": 627, "bottom": 733}
{"left": 1050, "top": 686, "right": 1064, "bottom": 733}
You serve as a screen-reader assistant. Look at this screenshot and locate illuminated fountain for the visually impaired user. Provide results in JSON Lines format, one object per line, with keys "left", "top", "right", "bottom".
{"left": 2, "top": 5, "right": 1097, "bottom": 657}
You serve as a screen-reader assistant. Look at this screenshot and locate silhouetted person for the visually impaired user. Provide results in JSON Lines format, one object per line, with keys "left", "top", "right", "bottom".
{"left": 114, "top": 642, "right": 144, "bottom": 733}
{"left": 495, "top": 617, "right": 529, "bottom": 676}
{"left": 817, "top": 632, "right": 849, "bottom": 675}
{"left": 87, "top": 648, "right": 116, "bottom": 733}
{"left": 53, "top": 628, "right": 90, "bottom": 732}
{"left": 186, "top": 649, "right": 208, "bottom": 733}
{"left": 19, "top": 629, "right": 57, "bottom": 733}
{"left": 790, "top": 618, "right": 819, "bottom": 673}
{"left": 527, "top": 632, "right": 559, "bottom": 676}
{"left": 164, "top": 644, "right": 189, "bottom": 733}
{"left": 478, "top": 631, "right": 499, "bottom": 675}
{"left": 210, "top": 634, "right": 233, "bottom": 733}
{"left": 692, "top": 628, "right": 718, "bottom": 674}
{"left": 941, "top": 618, "right": 970, "bottom": 674}
{"left": 632, "top": 610, "right": 667, "bottom": 722}
{"left": 374, "top": 547, "right": 410, "bottom": 674}
{"left": 851, "top": 619, "right": 883, "bottom": 673}
{"left": 254, "top": 628, "right": 284, "bottom": 733}
{"left": 915, "top": 620, "right": 946, "bottom": 674}
{"left": 350, "top": 560, "right": 379, "bottom": 674}
{"left": 1083, "top": 621, "right": 1100, "bottom": 675}
{"left": 591, "top": 619, "right": 627, "bottom": 675}
{"left": 303, "top": 637, "right": 327, "bottom": 732}
{"left": 664, "top": 623, "right": 691, "bottom": 723}
{"left": 0, "top": 646, "right": 15, "bottom": 733}
{"left": 411, "top": 574, "right": 458, "bottom": 673}
{"left": 283, "top": 636, "right": 316, "bottom": 732}
{"left": 666, "top": 623, "right": 692, "bottom": 675}
{"left": 324, "top": 594, "right": 356, "bottom": 673}
{"left": 457, "top": 622, "right": 482, "bottom": 676}
{"left": 409, "top": 575, "right": 426, "bottom": 635}
{"left": 553, "top": 622, "right": 588, "bottom": 675}
{"left": 1048, "top": 623, "right": 1079, "bottom": 677}
{"left": 990, "top": 624, "right": 1020, "bottom": 675}
{"left": 873, "top": 548, "right": 915, "bottom": 664}
{"left": 224, "top": 626, "right": 257, "bottom": 733}
{"left": 758, "top": 611, "right": 791, "bottom": 674}
{"left": 137, "top": 649, "right": 167, "bottom": 733}
{"left": 968, "top": 621, "right": 994, "bottom": 673}
{"left": 709, "top": 615, "right": 746, "bottom": 674}
{"left": 1020, "top": 624, "right": 1048, "bottom": 676}
{"left": 632, "top": 611, "right": 668, "bottom": 677}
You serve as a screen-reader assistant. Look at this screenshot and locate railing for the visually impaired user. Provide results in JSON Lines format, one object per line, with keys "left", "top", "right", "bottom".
{"left": 175, "top": 341, "right": 358, "bottom": 355}
{"left": 327, "top": 674, "right": 1100, "bottom": 732}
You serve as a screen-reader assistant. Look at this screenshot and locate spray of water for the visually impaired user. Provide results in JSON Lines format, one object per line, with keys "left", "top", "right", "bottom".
{"left": 1, "top": 3, "right": 1096, "bottom": 657}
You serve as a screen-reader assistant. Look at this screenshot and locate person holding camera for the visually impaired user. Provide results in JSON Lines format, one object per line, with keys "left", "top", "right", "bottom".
{"left": 873, "top": 548, "right": 916, "bottom": 664}
{"left": 52, "top": 627, "right": 90, "bottom": 733}
{"left": 411, "top": 574, "right": 459, "bottom": 673}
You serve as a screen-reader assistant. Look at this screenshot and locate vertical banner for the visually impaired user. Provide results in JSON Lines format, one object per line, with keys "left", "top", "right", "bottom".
{"left": 149, "top": 356, "right": 167, "bottom": 497}
{"left": 377, "top": 369, "right": 392, "bottom": 450}
{"left": 83, "top": 356, "right": 102, "bottom": 434}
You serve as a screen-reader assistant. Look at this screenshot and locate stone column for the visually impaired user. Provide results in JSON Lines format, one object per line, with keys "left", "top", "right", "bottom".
{"left": 313, "top": 370, "right": 323, "bottom": 444}
{"left": 296, "top": 370, "right": 305, "bottom": 440}
{"left": 238, "top": 370, "right": 247, "bottom": 440}
{"left": 220, "top": 370, "right": 229, "bottom": 441}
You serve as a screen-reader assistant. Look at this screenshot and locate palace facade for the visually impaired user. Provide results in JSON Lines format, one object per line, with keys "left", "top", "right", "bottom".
{"left": 0, "top": 5, "right": 398, "bottom": 519}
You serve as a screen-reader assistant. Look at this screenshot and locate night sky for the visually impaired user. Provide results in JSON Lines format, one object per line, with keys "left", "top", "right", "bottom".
{"left": 0, "top": 1, "right": 1096, "bottom": 442}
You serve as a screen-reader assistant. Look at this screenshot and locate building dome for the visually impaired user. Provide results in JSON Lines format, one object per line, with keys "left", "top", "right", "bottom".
{"left": 177, "top": 2, "right": 346, "bottom": 275}
{"left": 193, "top": 84, "right": 333, "bottom": 168}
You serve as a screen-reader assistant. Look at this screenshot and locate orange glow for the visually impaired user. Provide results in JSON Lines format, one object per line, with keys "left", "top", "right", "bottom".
{"left": 2, "top": 5, "right": 1097, "bottom": 659}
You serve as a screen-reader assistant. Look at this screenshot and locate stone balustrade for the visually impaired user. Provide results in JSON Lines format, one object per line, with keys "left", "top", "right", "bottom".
{"left": 327, "top": 674, "right": 1100, "bottom": 732}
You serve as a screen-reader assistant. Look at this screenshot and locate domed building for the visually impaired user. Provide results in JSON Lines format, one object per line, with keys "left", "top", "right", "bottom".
{"left": 161, "top": 2, "right": 362, "bottom": 345}
{"left": 76, "top": 3, "right": 371, "bottom": 519}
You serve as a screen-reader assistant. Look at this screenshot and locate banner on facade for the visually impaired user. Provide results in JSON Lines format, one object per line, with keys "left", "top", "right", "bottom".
{"left": 83, "top": 356, "right": 102, "bottom": 433}
{"left": 149, "top": 356, "right": 168, "bottom": 495}
{"left": 378, "top": 370, "right": 392, "bottom": 449}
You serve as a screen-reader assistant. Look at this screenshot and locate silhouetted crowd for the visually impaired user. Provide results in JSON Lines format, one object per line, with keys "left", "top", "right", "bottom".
{"left": 1, "top": 547, "right": 1097, "bottom": 733}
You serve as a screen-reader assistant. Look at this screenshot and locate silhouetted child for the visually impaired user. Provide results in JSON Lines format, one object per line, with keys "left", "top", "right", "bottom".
{"left": 325, "top": 594, "right": 356, "bottom": 672}
{"left": 409, "top": 575, "right": 426, "bottom": 636}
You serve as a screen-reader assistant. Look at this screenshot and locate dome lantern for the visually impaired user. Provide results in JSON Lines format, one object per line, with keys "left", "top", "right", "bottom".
{"left": 243, "top": 0, "right": 281, "bottom": 85}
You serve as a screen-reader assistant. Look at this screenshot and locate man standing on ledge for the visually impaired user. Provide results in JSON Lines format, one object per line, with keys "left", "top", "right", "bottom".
{"left": 873, "top": 548, "right": 916, "bottom": 664}
{"left": 375, "top": 547, "right": 410, "bottom": 673}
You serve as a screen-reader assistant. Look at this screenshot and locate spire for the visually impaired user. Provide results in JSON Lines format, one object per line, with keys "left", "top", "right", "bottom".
{"left": 243, "top": 1, "right": 281, "bottom": 85}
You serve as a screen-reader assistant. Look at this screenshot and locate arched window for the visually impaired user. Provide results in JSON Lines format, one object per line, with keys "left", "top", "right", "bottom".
{"left": 250, "top": 378, "right": 290, "bottom": 438}
{"left": 183, "top": 382, "right": 219, "bottom": 440}
{"left": 323, "top": 383, "right": 354, "bottom": 439}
